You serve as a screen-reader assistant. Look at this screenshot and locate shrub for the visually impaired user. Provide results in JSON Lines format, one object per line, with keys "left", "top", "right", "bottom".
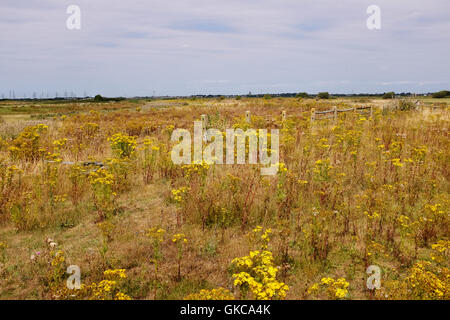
{"left": 307, "top": 277, "right": 350, "bottom": 300}
{"left": 317, "top": 92, "right": 330, "bottom": 99}
{"left": 382, "top": 92, "right": 395, "bottom": 99}
{"left": 230, "top": 228, "right": 289, "bottom": 300}
{"left": 432, "top": 90, "right": 450, "bottom": 99}
{"left": 8, "top": 124, "right": 48, "bottom": 161}
{"left": 296, "top": 92, "right": 309, "bottom": 98}
{"left": 88, "top": 168, "right": 117, "bottom": 221}
{"left": 108, "top": 133, "right": 137, "bottom": 158}
{"left": 397, "top": 99, "right": 417, "bottom": 111}
{"left": 0, "top": 164, "right": 23, "bottom": 218}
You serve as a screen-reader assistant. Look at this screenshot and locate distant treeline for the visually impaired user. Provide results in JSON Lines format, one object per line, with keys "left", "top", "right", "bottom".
{"left": 184, "top": 91, "right": 446, "bottom": 99}
{"left": 158, "top": 91, "right": 449, "bottom": 99}
{"left": 0, "top": 95, "right": 127, "bottom": 104}
{"left": 431, "top": 90, "right": 450, "bottom": 98}
{"left": 1, "top": 91, "right": 449, "bottom": 102}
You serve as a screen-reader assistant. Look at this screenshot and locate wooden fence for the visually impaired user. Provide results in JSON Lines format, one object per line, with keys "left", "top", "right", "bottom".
{"left": 201, "top": 107, "right": 373, "bottom": 128}
{"left": 311, "top": 106, "right": 373, "bottom": 123}
{"left": 201, "top": 110, "right": 287, "bottom": 127}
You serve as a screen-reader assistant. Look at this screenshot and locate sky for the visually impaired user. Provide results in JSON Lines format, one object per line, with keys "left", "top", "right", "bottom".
{"left": 0, "top": 0, "right": 449, "bottom": 97}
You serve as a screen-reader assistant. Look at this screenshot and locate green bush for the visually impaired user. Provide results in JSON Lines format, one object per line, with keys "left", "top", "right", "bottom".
{"left": 296, "top": 92, "right": 309, "bottom": 98}
{"left": 317, "top": 92, "right": 329, "bottom": 99}
{"left": 382, "top": 92, "right": 395, "bottom": 99}
{"left": 432, "top": 91, "right": 450, "bottom": 99}
{"left": 397, "top": 99, "right": 417, "bottom": 111}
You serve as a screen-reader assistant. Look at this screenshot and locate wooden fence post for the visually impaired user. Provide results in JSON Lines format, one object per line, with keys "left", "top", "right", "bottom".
{"left": 201, "top": 114, "right": 207, "bottom": 129}
{"left": 311, "top": 108, "right": 316, "bottom": 123}
{"left": 246, "top": 110, "right": 251, "bottom": 123}
{"left": 370, "top": 106, "right": 373, "bottom": 118}
{"left": 333, "top": 106, "right": 337, "bottom": 123}
{"left": 282, "top": 110, "right": 287, "bottom": 121}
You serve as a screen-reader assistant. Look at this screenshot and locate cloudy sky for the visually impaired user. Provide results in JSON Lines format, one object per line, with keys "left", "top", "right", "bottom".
{"left": 1, "top": 0, "right": 449, "bottom": 97}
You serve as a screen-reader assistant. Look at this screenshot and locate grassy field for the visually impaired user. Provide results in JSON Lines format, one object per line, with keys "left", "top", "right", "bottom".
{"left": 0, "top": 97, "right": 448, "bottom": 300}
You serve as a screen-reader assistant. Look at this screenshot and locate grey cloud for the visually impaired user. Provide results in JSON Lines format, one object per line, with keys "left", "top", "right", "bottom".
{"left": 0, "top": 0, "right": 449, "bottom": 97}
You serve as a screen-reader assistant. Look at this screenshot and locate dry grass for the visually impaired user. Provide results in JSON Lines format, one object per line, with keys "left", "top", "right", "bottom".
{"left": 0, "top": 97, "right": 448, "bottom": 300}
